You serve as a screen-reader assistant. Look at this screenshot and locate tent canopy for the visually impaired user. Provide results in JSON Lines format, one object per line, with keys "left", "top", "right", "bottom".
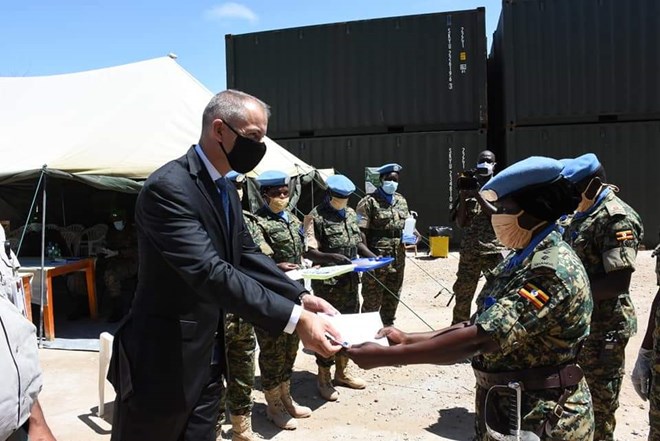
{"left": 0, "top": 56, "right": 323, "bottom": 190}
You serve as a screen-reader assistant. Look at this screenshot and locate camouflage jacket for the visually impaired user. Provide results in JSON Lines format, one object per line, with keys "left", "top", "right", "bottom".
{"left": 472, "top": 230, "right": 593, "bottom": 437}
{"left": 243, "top": 210, "right": 273, "bottom": 257}
{"left": 255, "top": 207, "right": 303, "bottom": 264}
{"left": 356, "top": 190, "right": 409, "bottom": 255}
{"left": 304, "top": 202, "right": 362, "bottom": 259}
{"left": 458, "top": 197, "right": 505, "bottom": 254}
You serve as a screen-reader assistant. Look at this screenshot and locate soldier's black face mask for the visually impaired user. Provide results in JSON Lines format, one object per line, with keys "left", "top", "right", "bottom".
{"left": 219, "top": 121, "right": 267, "bottom": 174}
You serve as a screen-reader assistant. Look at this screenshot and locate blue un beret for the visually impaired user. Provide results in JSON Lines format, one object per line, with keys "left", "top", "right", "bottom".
{"left": 377, "top": 163, "right": 403, "bottom": 175}
{"left": 560, "top": 153, "right": 602, "bottom": 184}
{"left": 255, "top": 170, "right": 290, "bottom": 188}
{"left": 226, "top": 170, "right": 245, "bottom": 183}
{"left": 480, "top": 156, "right": 564, "bottom": 202}
{"left": 326, "top": 174, "right": 356, "bottom": 197}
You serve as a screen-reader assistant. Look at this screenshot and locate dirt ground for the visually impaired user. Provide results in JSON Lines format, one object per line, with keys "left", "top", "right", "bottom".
{"left": 38, "top": 249, "right": 656, "bottom": 441}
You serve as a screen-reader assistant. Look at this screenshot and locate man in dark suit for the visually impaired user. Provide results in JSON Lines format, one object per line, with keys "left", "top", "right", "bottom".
{"left": 108, "top": 90, "right": 342, "bottom": 441}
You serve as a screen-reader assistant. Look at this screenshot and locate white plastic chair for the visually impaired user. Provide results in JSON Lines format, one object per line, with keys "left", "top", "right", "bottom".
{"left": 80, "top": 224, "right": 108, "bottom": 256}
{"left": 98, "top": 332, "right": 114, "bottom": 417}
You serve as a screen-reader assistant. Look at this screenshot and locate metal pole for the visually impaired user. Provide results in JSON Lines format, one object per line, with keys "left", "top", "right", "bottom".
{"left": 38, "top": 172, "right": 47, "bottom": 347}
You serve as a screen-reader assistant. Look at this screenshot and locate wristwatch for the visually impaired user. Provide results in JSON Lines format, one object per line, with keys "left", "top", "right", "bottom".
{"left": 298, "top": 292, "right": 310, "bottom": 305}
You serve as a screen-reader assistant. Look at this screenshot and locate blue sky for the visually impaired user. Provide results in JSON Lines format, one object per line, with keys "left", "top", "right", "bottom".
{"left": 1, "top": 1, "right": 501, "bottom": 93}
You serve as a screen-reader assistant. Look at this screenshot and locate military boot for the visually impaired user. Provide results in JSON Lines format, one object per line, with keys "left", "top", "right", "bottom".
{"left": 279, "top": 380, "right": 312, "bottom": 418}
{"left": 230, "top": 412, "right": 259, "bottom": 441}
{"left": 317, "top": 366, "right": 339, "bottom": 401}
{"left": 263, "top": 386, "right": 297, "bottom": 430}
{"left": 334, "top": 354, "right": 366, "bottom": 389}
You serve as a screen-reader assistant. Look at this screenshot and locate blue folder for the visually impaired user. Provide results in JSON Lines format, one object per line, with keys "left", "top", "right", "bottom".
{"left": 351, "top": 257, "right": 395, "bottom": 272}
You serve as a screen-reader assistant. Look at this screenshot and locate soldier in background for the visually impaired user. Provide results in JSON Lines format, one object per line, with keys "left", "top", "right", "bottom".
{"left": 100, "top": 210, "right": 138, "bottom": 322}
{"left": 347, "top": 156, "right": 594, "bottom": 441}
{"left": 631, "top": 235, "right": 660, "bottom": 441}
{"left": 303, "top": 174, "right": 376, "bottom": 401}
{"left": 450, "top": 150, "right": 506, "bottom": 325}
{"left": 562, "top": 153, "right": 643, "bottom": 441}
{"left": 357, "top": 163, "right": 410, "bottom": 326}
{"left": 254, "top": 170, "right": 311, "bottom": 430}
{"left": 218, "top": 171, "right": 266, "bottom": 441}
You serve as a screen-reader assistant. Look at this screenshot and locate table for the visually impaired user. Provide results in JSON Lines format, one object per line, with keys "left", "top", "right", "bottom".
{"left": 19, "top": 258, "right": 98, "bottom": 340}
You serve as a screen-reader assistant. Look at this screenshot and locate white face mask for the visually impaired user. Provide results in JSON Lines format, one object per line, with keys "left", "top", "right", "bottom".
{"left": 381, "top": 180, "right": 398, "bottom": 195}
{"left": 576, "top": 178, "right": 603, "bottom": 212}
{"left": 268, "top": 197, "right": 289, "bottom": 214}
{"left": 490, "top": 212, "right": 543, "bottom": 250}
{"left": 113, "top": 221, "right": 125, "bottom": 231}
{"left": 476, "top": 161, "right": 495, "bottom": 176}
{"left": 329, "top": 197, "right": 348, "bottom": 211}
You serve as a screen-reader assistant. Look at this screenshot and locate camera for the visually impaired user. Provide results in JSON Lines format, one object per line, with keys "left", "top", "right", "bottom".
{"left": 456, "top": 169, "right": 480, "bottom": 191}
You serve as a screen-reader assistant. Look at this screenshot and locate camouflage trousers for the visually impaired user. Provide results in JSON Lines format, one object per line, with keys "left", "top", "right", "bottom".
{"left": 649, "top": 291, "right": 660, "bottom": 441}
{"left": 451, "top": 251, "right": 502, "bottom": 325}
{"left": 578, "top": 295, "right": 636, "bottom": 441}
{"left": 221, "top": 313, "right": 256, "bottom": 414}
{"left": 254, "top": 326, "right": 300, "bottom": 391}
{"left": 474, "top": 379, "right": 594, "bottom": 440}
{"left": 103, "top": 256, "right": 138, "bottom": 298}
{"left": 361, "top": 244, "right": 406, "bottom": 326}
{"left": 312, "top": 273, "right": 359, "bottom": 367}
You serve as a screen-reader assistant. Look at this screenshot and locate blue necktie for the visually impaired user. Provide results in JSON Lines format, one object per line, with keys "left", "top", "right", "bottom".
{"left": 215, "top": 177, "right": 231, "bottom": 227}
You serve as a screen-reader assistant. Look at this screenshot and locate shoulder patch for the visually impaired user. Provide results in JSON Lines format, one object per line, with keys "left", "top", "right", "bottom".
{"left": 615, "top": 230, "right": 634, "bottom": 242}
{"left": 517, "top": 282, "right": 551, "bottom": 310}
{"left": 604, "top": 199, "right": 626, "bottom": 217}
{"left": 530, "top": 246, "right": 559, "bottom": 270}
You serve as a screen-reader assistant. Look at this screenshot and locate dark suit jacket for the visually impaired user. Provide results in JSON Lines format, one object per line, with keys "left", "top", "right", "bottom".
{"left": 108, "top": 146, "right": 305, "bottom": 435}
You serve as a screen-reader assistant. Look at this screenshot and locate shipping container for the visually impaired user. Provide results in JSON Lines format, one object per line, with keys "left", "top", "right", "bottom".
{"left": 506, "top": 121, "right": 660, "bottom": 246}
{"left": 226, "top": 9, "right": 488, "bottom": 138}
{"left": 493, "top": 0, "right": 660, "bottom": 127}
{"left": 278, "top": 130, "right": 487, "bottom": 246}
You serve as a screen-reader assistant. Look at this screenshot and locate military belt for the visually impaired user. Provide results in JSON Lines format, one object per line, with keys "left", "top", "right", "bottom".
{"left": 370, "top": 229, "right": 402, "bottom": 239}
{"left": 473, "top": 364, "right": 583, "bottom": 391}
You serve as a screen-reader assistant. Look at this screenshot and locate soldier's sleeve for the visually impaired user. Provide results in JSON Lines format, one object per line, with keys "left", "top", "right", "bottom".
{"left": 303, "top": 214, "right": 319, "bottom": 250}
{"left": 356, "top": 197, "right": 370, "bottom": 229}
{"left": 245, "top": 215, "right": 274, "bottom": 257}
{"left": 475, "top": 248, "right": 589, "bottom": 355}
{"left": 599, "top": 201, "right": 642, "bottom": 273}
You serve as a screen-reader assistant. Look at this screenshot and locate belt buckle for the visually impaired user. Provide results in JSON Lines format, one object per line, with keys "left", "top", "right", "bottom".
{"left": 552, "top": 404, "right": 564, "bottom": 419}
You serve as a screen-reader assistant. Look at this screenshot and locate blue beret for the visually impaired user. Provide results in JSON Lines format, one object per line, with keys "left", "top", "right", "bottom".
{"left": 226, "top": 170, "right": 245, "bottom": 183}
{"left": 326, "top": 174, "right": 356, "bottom": 197}
{"left": 256, "top": 170, "right": 290, "bottom": 187}
{"left": 377, "top": 163, "right": 403, "bottom": 175}
{"left": 560, "top": 153, "right": 602, "bottom": 183}
{"left": 480, "top": 156, "right": 564, "bottom": 202}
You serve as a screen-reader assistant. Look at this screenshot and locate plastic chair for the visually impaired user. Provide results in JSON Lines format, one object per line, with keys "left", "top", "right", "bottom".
{"left": 80, "top": 224, "right": 108, "bottom": 256}
{"left": 403, "top": 231, "right": 421, "bottom": 257}
{"left": 60, "top": 229, "right": 82, "bottom": 256}
{"left": 98, "top": 332, "right": 114, "bottom": 417}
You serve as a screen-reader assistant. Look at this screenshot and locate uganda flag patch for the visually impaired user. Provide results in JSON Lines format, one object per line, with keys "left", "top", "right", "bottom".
{"left": 616, "top": 230, "right": 634, "bottom": 242}
{"left": 517, "top": 283, "right": 550, "bottom": 310}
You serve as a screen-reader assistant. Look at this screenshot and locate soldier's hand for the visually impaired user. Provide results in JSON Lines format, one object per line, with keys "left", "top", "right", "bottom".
{"left": 376, "top": 326, "right": 408, "bottom": 346}
{"left": 300, "top": 294, "right": 339, "bottom": 316}
{"left": 277, "top": 262, "right": 300, "bottom": 271}
{"left": 295, "top": 310, "right": 342, "bottom": 358}
{"left": 345, "top": 342, "right": 390, "bottom": 370}
{"left": 329, "top": 253, "right": 352, "bottom": 264}
{"left": 632, "top": 348, "right": 653, "bottom": 400}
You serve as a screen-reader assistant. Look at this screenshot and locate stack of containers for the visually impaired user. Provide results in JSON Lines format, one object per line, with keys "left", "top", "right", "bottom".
{"left": 490, "top": 0, "right": 660, "bottom": 245}
{"left": 225, "top": 9, "right": 490, "bottom": 241}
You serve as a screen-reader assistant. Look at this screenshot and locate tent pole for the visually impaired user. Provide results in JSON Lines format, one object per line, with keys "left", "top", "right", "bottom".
{"left": 38, "top": 171, "right": 47, "bottom": 347}
{"left": 16, "top": 168, "right": 47, "bottom": 256}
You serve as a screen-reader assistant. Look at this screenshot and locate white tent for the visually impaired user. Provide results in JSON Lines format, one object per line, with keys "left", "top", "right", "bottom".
{"left": 0, "top": 56, "right": 322, "bottom": 185}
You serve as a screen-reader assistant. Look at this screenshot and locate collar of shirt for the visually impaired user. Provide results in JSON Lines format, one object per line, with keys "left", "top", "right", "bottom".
{"left": 194, "top": 144, "right": 224, "bottom": 181}
{"left": 573, "top": 187, "right": 611, "bottom": 220}
{"left": 377, "top": 187, "right": 394, "bottom": 205}
{"left": 263, "top": 204, "right": 289, "bottom": 222}
{"left": 323, "top": 197, "right": 346, "bottom": 219}
{"left": 505, "top": 223, "right": 558, "bottom": 272}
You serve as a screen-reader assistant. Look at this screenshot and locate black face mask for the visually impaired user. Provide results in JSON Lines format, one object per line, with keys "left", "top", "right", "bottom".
{"left": 219, "top": 121, "right": 267, "bottom": 173}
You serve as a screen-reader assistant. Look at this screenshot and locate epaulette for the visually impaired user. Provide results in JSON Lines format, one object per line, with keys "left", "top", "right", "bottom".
{"left": 530, "top": 246, "right": 559, "bottom": 271}
{"left": 604, "top": 199, "right": 626, "bottom": 217}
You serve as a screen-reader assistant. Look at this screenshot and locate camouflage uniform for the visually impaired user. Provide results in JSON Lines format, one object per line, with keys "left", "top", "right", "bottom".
{"left": 651, "top": 244, "right": 660, "bottom": 441}
{"left": 253, "top": 208, "right": 304, "bottom": 391}
{"left": 452, "top": 197, "right": 505, "bottom": 324}
{"left": 473, "top": 229, "right": 594, "bottom": 440}
{"left": 304, "top": 200, "right": 362, "bottom": 367}
{"left": 103, "top": 224, "right": 138, "bottom": 299}
{"left": 221, "top": 212, "right": 271, "bottom": 416}
{"left": 356, "top": 190, "right": 409, "bottom": 326}
{"left": 564, "top": 190, "right": 643, "bottom": 441}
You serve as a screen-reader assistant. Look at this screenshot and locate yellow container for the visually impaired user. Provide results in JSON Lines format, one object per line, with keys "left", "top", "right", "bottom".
{"left": 430, "top": 235, "right": 449, "bottom": 258}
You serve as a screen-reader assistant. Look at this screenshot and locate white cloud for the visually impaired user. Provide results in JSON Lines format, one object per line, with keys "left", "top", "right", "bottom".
{"left": 204, "top": 3, "right": 259, "bottom": 24}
